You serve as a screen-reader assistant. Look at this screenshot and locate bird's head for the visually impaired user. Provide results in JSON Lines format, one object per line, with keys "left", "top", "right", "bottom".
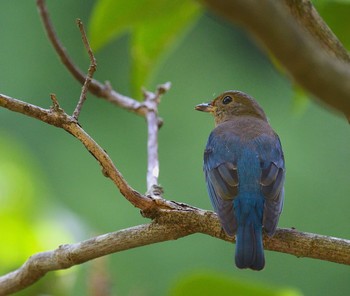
{"left": 195, "top": 90, "right": 267, "bottom": 125}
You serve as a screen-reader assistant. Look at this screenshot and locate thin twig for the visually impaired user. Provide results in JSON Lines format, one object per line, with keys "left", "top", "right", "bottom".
{"left": 49, "top": 93, "right": 61, "bottom": 111}
{"left": 143, "top": 82, "right": 171, "bottom": 195}
{"left": 76, "top": 19, "right": 96, "bottom": 70}
{"left": 72, "top": 19, "right": 97, "bottom": 120}
{"left": 36, "top": 0, "right": 147, "bottom": 116}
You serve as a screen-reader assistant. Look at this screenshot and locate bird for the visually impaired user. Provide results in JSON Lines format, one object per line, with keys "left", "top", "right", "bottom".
{"left": 195, "top": 90, "right": 285, "bottom": 271}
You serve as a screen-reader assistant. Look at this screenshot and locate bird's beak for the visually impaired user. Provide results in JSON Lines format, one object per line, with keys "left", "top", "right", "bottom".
{"left": 195, "top": 102, "right": 214, "bottom": 113}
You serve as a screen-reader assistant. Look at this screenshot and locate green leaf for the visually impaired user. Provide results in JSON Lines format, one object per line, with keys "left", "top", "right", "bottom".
{"left": 131, "top": 1, "right": 201, "bottom": 95}
{"left": 168, "top": 271, "right": 303, "bottom": 296}
{"left": 89, "top": 0, "right": 201, "bottom": 96}
{"left": 89, "top": 0, "right": 150, "bottom": 52}
{"left": 292, "top": 84, "right": 310, "bottom": 116}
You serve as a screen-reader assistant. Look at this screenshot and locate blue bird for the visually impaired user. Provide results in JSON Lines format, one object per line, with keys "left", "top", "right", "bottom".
{"left": 195, "top": 90, "right": 285, "bottom": 270}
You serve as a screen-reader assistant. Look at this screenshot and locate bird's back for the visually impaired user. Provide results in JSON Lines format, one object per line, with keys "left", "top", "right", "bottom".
{"left": 204, "top": 116, "right": 285, "bottom": 270}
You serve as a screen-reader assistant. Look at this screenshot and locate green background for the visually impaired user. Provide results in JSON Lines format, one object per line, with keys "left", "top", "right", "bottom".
{"left": 0, "top": 0, "right": 349, "bottom": 295}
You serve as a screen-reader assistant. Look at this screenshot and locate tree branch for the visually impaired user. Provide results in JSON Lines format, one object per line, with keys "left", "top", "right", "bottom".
{"left": 202, "top": 0, "right": 350, "bottom": 117}
{"left": 0, "top": 205, "right": 349, "bottom": 295}
{"left": 0, "top": 222, "right": 192, "bottom": 296}
{"left": 284, "top": 0, "right": 350, "bottom": 63}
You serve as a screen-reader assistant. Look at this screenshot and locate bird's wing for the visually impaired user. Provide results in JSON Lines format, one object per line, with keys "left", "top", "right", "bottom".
{"left": 204, "top": 132, "right": 239, "bottom": 236}
{"left": 204, "top": 129, "right": 285, "bottom": 236}
{"left": 257, "top": 134, "right": 285, "bottom": 236}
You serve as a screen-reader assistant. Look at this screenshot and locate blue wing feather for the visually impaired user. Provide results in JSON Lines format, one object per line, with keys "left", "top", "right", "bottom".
{"left": 257, "top": 135, "right": 285, "bottom": 235}
{"left": 204, "top": 131, "right": 240, "bottom": 236}
{"left": 205, "top": 175, "right": 237, "bottom": 236}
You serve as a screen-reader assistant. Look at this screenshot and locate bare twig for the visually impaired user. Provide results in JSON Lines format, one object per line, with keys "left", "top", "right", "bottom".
{"left": 73, "top": 19, "right": 97, "bottom": 120}
{"left": 202, "top": 0, "right": 350, "bottom": 116}
{"left": 76, "top": 19, "right": 96, "bottom": 71}
{"left": 143, "top": 82, "right": 171, "bottom": 194}
{"left": 36, "top": 0, "right": 148, "bottom": 116}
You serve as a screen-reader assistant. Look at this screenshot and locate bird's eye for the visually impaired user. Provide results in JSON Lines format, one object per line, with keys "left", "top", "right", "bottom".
{"left": 222, "top": 96, "right": 232, "bottom": 105}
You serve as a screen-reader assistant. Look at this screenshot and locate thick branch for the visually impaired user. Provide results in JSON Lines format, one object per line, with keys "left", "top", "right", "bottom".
{"left": 284, "top": 0, "right": 350, "bottom": 63}
{"left": 1, "top": 206, "right": 349, "bottom": 295}
{"left": 202, "top": 0, "right": 350, "bottom": 116}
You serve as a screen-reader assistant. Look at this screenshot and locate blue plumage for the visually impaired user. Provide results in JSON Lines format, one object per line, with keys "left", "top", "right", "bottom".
{"left": 196, "top": 91, "right": 285, "bottom": 270}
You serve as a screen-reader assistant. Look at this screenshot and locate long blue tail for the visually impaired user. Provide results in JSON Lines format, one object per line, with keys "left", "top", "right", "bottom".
{"left": 234, "top": 197, "right": 265, "bottom": 271}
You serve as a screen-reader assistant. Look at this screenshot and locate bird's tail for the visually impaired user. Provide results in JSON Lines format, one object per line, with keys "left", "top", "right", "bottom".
{"left": 234, "top": 198, "right": 265, "bottom": 271}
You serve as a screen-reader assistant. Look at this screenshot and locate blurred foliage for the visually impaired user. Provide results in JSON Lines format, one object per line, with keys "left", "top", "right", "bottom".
{"left": 0, "top": 133, "right": 80, "bottom": 295}
{"left": 291, "top": 85, "right": 310, "bottom": 116}
{"left": 0, "top": 0, "right": 350, "bottom": 295}
{"left": 89, "top": 0, "right": 202, "bottom": 96}
{"left": 168, "top": 271, "right": 302, "bottom": 296}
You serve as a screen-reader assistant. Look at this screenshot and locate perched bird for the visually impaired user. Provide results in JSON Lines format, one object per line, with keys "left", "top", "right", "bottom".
{"left": 195, "top": 90, "right": 285, "bottom": 271}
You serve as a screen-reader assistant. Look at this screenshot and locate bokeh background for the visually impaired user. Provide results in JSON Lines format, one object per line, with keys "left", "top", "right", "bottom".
{"left": 1, "top": 1, "right": 349, "bottom": 295}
